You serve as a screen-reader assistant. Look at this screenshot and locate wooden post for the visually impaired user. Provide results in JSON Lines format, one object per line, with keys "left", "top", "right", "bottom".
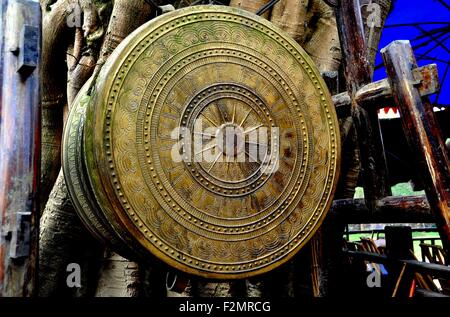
{"left": 385, "top": 226, "right": 414, "bottom": 260}
{"left": 317, "top": 0, "right": 391, "bottom": 296}
{"left": 335, "top": 0, "right": 391, "bottom": 208}
{"left": 360, "top": 0, "right": 392, "bottom": 73}
{"left": 381, "top": 40, "right": 450, "bottom": 262}
{"left": 0, "top": 0, "right": 41, "bottom": 297}
{"left": 385, "top": 226, "right": 414, "bottom": 297}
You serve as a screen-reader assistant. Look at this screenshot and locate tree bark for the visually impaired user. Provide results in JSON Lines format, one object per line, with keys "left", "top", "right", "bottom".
{"left": 95, "top": 251, "right": 140, "bottom": 297}
{"left": 40, "top": 0, "right": 72, "bottom": 213}
{"left": 39, "top": 0, "right": 155, "bottom": 297}
{"left": 270, "top": 0, "right": 341, "bottom": 72}
{"left": 39, "top": 171, "right": 103, "bottom": 297}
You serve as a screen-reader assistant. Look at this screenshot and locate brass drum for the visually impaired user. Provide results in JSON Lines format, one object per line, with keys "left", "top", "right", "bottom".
{"left": 63, "top": 80, "right": 137, "bottom": 258}
{"left": 67, "top": 5, "right": 340, "bottom": 279}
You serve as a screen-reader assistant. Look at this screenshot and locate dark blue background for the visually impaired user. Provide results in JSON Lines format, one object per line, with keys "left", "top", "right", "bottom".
{"left": 374, "top": 0, "right": 450, "bottom": 106}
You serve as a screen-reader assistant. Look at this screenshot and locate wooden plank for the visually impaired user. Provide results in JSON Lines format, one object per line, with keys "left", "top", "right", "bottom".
{"left": 0, "top": 0, "right": 41, "bottom": 297}
{"left": 335, "top": 0, "right": 391, "bottom": 208}
{"left": 381, "top": 40, "right": 450, "bottom": 263}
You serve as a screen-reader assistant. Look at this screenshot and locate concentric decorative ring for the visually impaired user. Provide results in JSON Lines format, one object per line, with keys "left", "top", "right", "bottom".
{"left": 82, "top": 5, "right": 340, "bottom": 279}
{"left": 182, "top": 83, "right": 274, "bottom": 196}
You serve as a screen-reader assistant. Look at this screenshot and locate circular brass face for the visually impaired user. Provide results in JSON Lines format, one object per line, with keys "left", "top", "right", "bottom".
{"left": 84, "top": 5, "right": 340, "bottom": 279}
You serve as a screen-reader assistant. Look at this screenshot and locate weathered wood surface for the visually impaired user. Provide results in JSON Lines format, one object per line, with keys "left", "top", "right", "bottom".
{"left": 335, "top": 0, "right": 391, "bottom": 207}
{"left": 332, "top": 64, "right": 440, "bottom": 109}
{"left": 330, "top": 196, "right": 434, "bottom": 224}
{"left": 316, "top": 0, "right": 391, "bottom": 297}
{"left": 360, "top": 0, "right": 392, "bottom": 74}
{"left": 381, "top": 40, "right": 450, "bottom": 262}
{"left": 0, "top": 0, "right": 41, "bottom": 297}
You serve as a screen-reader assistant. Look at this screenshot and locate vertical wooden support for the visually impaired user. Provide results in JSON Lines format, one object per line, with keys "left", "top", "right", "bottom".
{"left": 335, "top": 0, "right": 391, "bottom": 208}
{"left": 385, "top": 226, "right": 414, "bottom": 297}
{"left": 0, "top": 0, "right": 41, "bottom": 297}
{"left": 360, "top": 0, "right": 392, "bottom": 73}
{"left": 385, "top": 226, "right": 413, "bottom": 260}
{"left": 381, "top": 40, "right": 450, "bottom": 261}
{"left": 315, "top": 0, "right": 391, "bottom": 296}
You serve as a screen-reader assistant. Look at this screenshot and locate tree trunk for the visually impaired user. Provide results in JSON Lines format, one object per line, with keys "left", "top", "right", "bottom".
{"left": 95, "top": 251, "right": 140, "bottom": 297}
{"left": 38, "top": 0, "right": 154, "bottom": 297}
{"left": 39, "top": 170, "right": 103, "bottom": 297}
{"left": 40, "top": 0, "right": 72, "bottom": 213}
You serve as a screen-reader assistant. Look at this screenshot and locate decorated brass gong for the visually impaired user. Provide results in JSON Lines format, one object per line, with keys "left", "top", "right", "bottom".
{"left": 63, "top": 80, "right": 136, "bottom": 257}
{"left": 79, "top": 5, "right": 340, "bottom": 279}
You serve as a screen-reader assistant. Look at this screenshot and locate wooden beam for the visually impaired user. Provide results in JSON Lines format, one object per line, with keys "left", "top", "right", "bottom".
{"left": 332, "top": 64, "right": 440, "bottom": 109}
{"left": 329, "top": 196, "right": 434, "bottom": 224}
{"left": 335, "top": 0, "right": 391, "bottom": 208}
{"left": 344, "top": 251, "right": 450, "bottom": 279}
{"left": 0, "top": 0, "right": 41, "bottom": 297}
{"left": 385, "top": 225, "right": 415, "bottom": 296}
{"left": 381, "top": 40, "right": 450, "bottom": 263}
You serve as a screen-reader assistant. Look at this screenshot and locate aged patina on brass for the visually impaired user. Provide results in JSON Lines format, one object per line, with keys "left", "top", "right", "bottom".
{"left": 62, "top": 80, "right": 136, "bottom": 257}
{"left": 74, "top": 5, "right": 340, "bottom": 279}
